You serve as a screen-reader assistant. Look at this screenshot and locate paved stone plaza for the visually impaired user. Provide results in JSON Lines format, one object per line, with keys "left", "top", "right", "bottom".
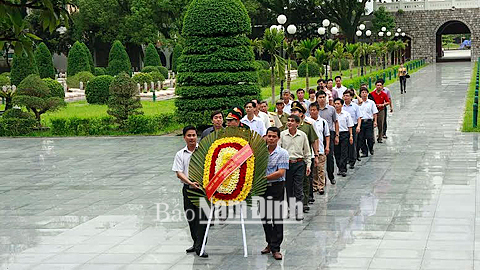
{"left": 1, "top": 62, "right": 479, "bottom": 269}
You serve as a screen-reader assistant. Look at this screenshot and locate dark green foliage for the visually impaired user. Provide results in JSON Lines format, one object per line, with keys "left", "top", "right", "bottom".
{"left": 172, "top": 44, "right": 183, "bottom": 72}
{"left": 149, "top": 72, "right": 165, "bottom": 83}
{"left": 42, "top": 78, "right": 65, "bottom": 99}
{"left": 94, "top": 67, "right": 107, "bottom": 76}
{"left": 144, "top": 43, "right": 161, "bottom": 67}
{"left": 107, "top": 72, "right": 143, "bottom": 127}
{"left": 132, "top": 73, "right": 153, "bottom": 85}
{"left": 13, "top": 75, "right": 66, "bottom": 124}
{"left": 10, "top": 53, "right": 38, "bottom": 86}
{"left": 66, "top": 71, "right": 95, "bottom": 88}
{"left": 0, "top": 75, "right": 10, "bottom": 86}
{"left": 258, "top": 69, "right": 281, "bottom": 87}
{"left": 85, "top": 75, "right": 114, "bottom": 104}
{"left": 158, "top": 66, "right": 168, "bottom": 79}
{"left": 141, "top": 66, "right": 159, "bottom": 73}
{"left": 34, "top": 42, "right": 56, "bottom": 79}
{"left": 80, "top": 43, "right": 95, "bottom": 73}
{"left": 298, "top": 62, "right": 320, "bottom": 77}
{"left": 0, "top": 108, "right": 37, "bottom": 136}
{"left": 256, "top": 60, "right": 270, "bottom": 70}
{"left": 67, "top": 41, "right": 90, "bottom": 77}
{"left": 2, "top": 108, "right": 35, "bottom": 120}
{"left": 125, "top": 114, "right": 176, "bottom": 134}
{"left": 331, "top": 59, "right": 350, "bottom": 71}
{"left": 288, "top": 60, "right": 298, "bottom": 70}
{"left": 107, "top": 41, "right": 132, "bottom": 76}
{"left": 176, "top": 0, "right": 260, "bottom": 125}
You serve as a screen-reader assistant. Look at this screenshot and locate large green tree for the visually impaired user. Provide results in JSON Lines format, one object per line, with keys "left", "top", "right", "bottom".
{"left": 372, "top": 6, "right": 396, "bottom": 34}
{"left": 67, "top": 41, "right": 90, "bottom": 77}
{"left": 175, "top": 0, "right": 260, "bottom": 126}
{"left": 107, "top": 40, "right": 132, "bottom": 76}
{"left": 10, "top": 53, "right": 38, "bottom": 86}
{"left": 34, "top": 42, "right": 56, "bottom": 79}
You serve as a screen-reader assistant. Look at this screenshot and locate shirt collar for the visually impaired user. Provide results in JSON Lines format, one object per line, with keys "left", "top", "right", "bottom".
{"left": 269, "top": 145, "right": 280, "bottom": 156}
{"left": 183, "top": 144, "right": 198, "bottom": 154}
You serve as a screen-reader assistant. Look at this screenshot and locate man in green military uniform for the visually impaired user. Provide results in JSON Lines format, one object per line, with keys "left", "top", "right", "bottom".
{"left": 225, "top": 107, "right": 250, "bottom": 130}
{"left": 290, "top": 101, "right": 319, "bottom": 213}
{"left": 275, "top": 99, "right": 290, "bottom": 130}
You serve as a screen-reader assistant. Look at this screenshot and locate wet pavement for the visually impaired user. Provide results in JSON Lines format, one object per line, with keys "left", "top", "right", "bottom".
{"left": 1, "top": 62, "right": 479, "bottom": 269}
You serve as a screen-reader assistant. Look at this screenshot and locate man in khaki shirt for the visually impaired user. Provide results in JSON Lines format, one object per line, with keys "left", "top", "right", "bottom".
{"left": 279, "top": 115, "right": 311, "bottom": 218}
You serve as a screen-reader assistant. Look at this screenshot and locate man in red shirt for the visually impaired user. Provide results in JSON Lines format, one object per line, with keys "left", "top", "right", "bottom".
{"left": 370, "top": 80, "right": 390, "bottom": 143}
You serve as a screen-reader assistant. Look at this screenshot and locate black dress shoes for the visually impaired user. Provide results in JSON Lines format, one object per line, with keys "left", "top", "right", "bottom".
{"left": 196, "top": 250, "right": 209, "bottom": 258}
{"left": 330, "top": 179, "right": 336, "bottom": 185}
{"left": 319, "top": 188, "right": 325, "bottom": 195}
{"left": 341, "top": 172, "right": 347, "bottom": 177}
{"left": 186, "top": 246, "right": 195, "bottom": 253}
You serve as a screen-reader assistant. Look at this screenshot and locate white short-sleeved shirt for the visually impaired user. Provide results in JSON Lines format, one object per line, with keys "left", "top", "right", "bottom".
{"left": 310, "top": 116, "right": 330, "bottom": 154}
{"left": 257, "top": 111, "right": 271, "bottom": 129}
{"left": 343, "top": 102, "right": 362, "bottom": 124}
{"left": 354, "top": 99, "right": 378, "bottom": 120}
{"left": 241, "top": 116, "right": 266, "bottom": 136}
{"left": 336, "top": 110, "right": 354, "bottom": 132}
{"left": 333, "top": 85, "right": 348, "bottom": 99}
{"left": 283, "top": 100, "right": 293, "bottom": 114}
{"left": 172, "top": 145, "right": 196, "bottom": 182}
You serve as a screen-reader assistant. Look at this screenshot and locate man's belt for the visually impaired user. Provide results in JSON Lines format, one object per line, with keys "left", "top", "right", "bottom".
{"left": 289, "top": 158, "right": 304, "bottom": 163}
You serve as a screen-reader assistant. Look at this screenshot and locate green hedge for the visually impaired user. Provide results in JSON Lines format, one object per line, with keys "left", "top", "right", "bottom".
{"left": 107, "top": 40, "right": 132, "bottom": 76}
{"left": 85, "top": 75, "right": 114, "bottom": 104}
{"left": 66, "top": 71, "right": 95, "bottom": 88}
{"left": 257, "top": 69, "right": 282, "bottom": 87}
{"left": 183, "top": 36, "right": 250, "bottom": 51}
{"left": 49, "top": 114, "right": 177, "bottom": 135}
{"left": 144, "top": 43, "right": 161, "bottom": 67}
{"left": 0, "top": 117, "right": 37, "bottom": 136}
{"left": 256, "top": 60, "right": 270, "bottom": 70}
{"left": 10, "top": 53, "right": 38, "bottom": 86}
{"left": 175, "top": 84, "right": 259, "bottom": 99}
{"left": 42, "top": 78, "right": 65, "bottom": 99}
{"left": 180, "top": 59, "right": 256, "bottom": 73}
{"left": 178, "top": 71, "right": 258, "bottom": 86}
{"left": 149, "top": 71, "right": 165, "bottom": 83}
{"left": 158, "top": 66, "right": 168, "bottom": 79}
{"left": 0, "top": 74, "right": 10, "bottom": 86}
{"left": 67, "top": 41, "right": 90, "bottom": 77}
{"left": 94, "top": 67, "right": 106, "bottom": 76}
{"left": 179, "top": 46, "right": 254, "bottom": 65}
{"left": 141, "top": 66, "right": 158, "bottom": 73}
{"left": 298, "top": 62, "right": 321, "bottom": 77}
{"left": 172, "top": 44, "right": 183, "bottom": 73}
{"left": 34, "top": 42, "right": 56, "bottom": 79}
{"left": 132, "top": 73, "right": 153, "bottom": 86}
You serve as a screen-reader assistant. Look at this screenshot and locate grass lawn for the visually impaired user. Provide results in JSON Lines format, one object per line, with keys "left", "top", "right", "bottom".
{"left": 41, "top": 99, "right": 176, "bottom": 125}
{"left": 0, "top": 103, "right": 4, "bottom": 111}
{"left": 462, "top": 62, "right": 479, "bottom": 132}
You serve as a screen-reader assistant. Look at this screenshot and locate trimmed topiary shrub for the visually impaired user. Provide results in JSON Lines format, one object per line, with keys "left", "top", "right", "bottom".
{"left": 172, "top": 43, "right": 183, "bottom": 73}
{"left": 67, "top": 41, "right": 90, "bottom": 77}
{"left": 298, "top": 61, "right": 320, "bottom": 77}
{"left": 80, "top": 43, "right": 95, "bottom": 74}
{"left": 157, "top": 66, "right": 168, "bottom": 79}
{"left": 66, "top": 71, "right": 95, "bottom": 88}
{"left": 107, "top": 72, "right": 143, "bottom": 128}
{"left": 42, "top": 78, "right": 65, "bottom": 99}
{"left": 288, "top": 60, "right": 298, "bottom": 70}
{"left": 34, "top": 42, "right": 55, "bottom": 79}
{"left": 10, "top": 53, "right": 38, "bottom": 86}
{"left": 13, "top": 74, "right": 66, "bottom": 124}
{"left": 132, "top": 73, "right": 153, "bottom": 86}
{"left": 85, "top": 75, "right": 114, "bottom": 104}
{"left": 107, "top": 40, "right": 132, "bottom": 76}
{"left": 149, "top": 71, "right": 165, "bottom": 83}
{"left": 0, "top": 108, "right": 37, "bottom": 136}
{"left": 141, "top": 66, "right": 158, "bottom": 73}
{"left": 94, "top": 67, "right": 106, "bottom": 76}
{"left": 256, "top": 60, "right": 270, "bottom": 70}
{"left": 176, "top": 0, "right": 260, "bottom": 125}
{"left": 144, "top": 43, "right": 161, "bottom": 67}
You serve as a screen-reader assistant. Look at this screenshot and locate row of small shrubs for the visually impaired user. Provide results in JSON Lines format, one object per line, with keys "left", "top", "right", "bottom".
{"left": 49, "top": 113, "right": 177, "bottom": 135}
{"left": 0, "top": 109, "right": 37, "bottom": 136}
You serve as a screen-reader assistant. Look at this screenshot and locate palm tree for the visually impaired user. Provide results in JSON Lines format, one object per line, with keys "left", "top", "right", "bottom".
{"left": 365, "top": 43, "right": 375, "bottom": 74}
{"left": 355, "top": 42, "right": 367, "bottom": 77}
{"left": 332, "top": 42, "right": 346, "bottom": 76}
{"left": 250, "top": 38, "right": 264, "bottom": 58}
{"left": 396, "top": 40, "right": 407, "bottom": 64}
{"left": 315, "top": 48, "right": 328, "bottom": 80}
{"left": 373, "top": 42, "right": 383, "bottom": 71}
{"left": 323, "top": 39, "right": 338, "bottom": 79}
{"left": 345, "top": 43, "right": 359, "bottom": 79}
{"left": 261, "top": 28, "right": 285, "bottom": 105}
{"left": 295, "top": 37, "right": 321, "bottom": 91}
{"left": 386, "top": 41, "right": 396, "bottom": 67}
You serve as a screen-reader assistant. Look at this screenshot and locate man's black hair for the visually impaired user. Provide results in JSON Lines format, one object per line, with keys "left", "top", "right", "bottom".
{"left": 267, "top": 127, "right": 281, "bottom": 137}
{"left": 183, "top": 126, "right": 197, "bottom": 136}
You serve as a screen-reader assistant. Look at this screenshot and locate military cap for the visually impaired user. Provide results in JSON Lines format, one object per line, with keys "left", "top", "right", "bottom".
{"left": 276, "top": 99, "right": 284, "bottom": 105}
{"left": 226, "top": 107, "right": 245, "bottom": 120}
{"left": 291, "top": 101, "right": 306, "bottom": 114}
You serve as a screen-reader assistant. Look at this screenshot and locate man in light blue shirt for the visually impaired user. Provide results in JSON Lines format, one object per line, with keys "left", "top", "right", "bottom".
{"left": 342, "top": 90, "right": 362, "bottom": 169}
{"left": 241, "top": 101, "right": 266, "bottom": 136}
{"left": 261, "top": 127, "right": 289, "bottom": 260}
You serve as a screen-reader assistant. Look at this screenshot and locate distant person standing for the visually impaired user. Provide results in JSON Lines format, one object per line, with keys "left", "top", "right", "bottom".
{"left": 370, "top": 80, "right": 390, "bottom": 143}
{"left": 342, "top": 90, "right": 362, "bottom": 169}
{"left": 200, "top": 110, "right": 224, "bottom": 140}
{"left": 398, "top": 64, "right": 407, "bottom": 94}
{"left": 355, "top": 87, "right": 378, "bottom": 157}
{"left": 275, "top": 99, "right": 289, "bottom": 130}
{"left": 282, "top": 90, "right": 293, "bottom": 114}
{"left": 252, "top": 99, "right": 271, "bottom": 130}
{"left": 309, "top": 102, "right": 330, "bottom": 195}
{"left": 333, "top": 98, "right": 354, "bottom": 177}
{"left": 333, "top": 76, "right": 348, "bottom": 99}
{"left": 241, "top": 101, "right": 266, "bottom": 136}
{"left": 296, "top": 88, "right": 311, "bottom": 114}
{"left": 379, "top": 79, "right": 393, "bottom": 140}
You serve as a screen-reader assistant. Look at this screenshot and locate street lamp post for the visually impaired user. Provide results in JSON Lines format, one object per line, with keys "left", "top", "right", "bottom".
{"left": 356, "top": 26, "right": 372, "bottom": 76}
{"left": 318, "top": 19, "right": 338, "bottom": 80}
{"left": 286, "top": 24, "right": 297, "bottom": 93}
{"left": 277, "top": 15, "right": 287, "bottom": 97}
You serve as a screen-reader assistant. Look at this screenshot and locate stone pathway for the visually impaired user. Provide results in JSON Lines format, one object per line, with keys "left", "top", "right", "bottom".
{"left": 0, "top": 62, "right": 479, "bottom": 270}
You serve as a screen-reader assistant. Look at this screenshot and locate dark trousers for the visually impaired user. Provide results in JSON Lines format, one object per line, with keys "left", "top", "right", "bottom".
{"left": 358, "top": 119, "right": 375, "bottom": 155}
{"left": 183, "top": 185, "right": 207, "bottom": 252}
{"left": 348, "top": 124, "right": 358, "bottom": 166}
{"left": 286, "top": 161, "right": 305, "bottom": 203}
{"left": 400, "top": 76, "right": 407, "bottom": 93}
{"left": 262, "top": 181, "right": 284, "bottom": 252}
{"left": 383, "top": 108, "right": 388, "bottom": 135}
{"left": 308, "top": 159, "right": 314, "bottom": 201}
{"left": 326, "top": 131, "right": 336, "bottom": 180}
{"left": 334, "top": 132, "right": 349, "bottom": 173}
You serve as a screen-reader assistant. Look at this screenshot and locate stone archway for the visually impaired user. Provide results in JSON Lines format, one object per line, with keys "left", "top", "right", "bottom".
{"left": 434, "top": 19, "right": 472, "bottom": 61}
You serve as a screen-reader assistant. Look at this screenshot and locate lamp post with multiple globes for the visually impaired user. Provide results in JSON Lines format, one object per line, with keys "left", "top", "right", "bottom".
{"left": 317, "top": 19, "right": 339, "bottom": 80}
{"left": 355, "top": 24, "right": 372, "bottom": 76}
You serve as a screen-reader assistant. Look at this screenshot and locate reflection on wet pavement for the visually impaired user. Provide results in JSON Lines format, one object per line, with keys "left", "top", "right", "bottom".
{"left": 0, "top": 62, "right": 479, "bottom": 269}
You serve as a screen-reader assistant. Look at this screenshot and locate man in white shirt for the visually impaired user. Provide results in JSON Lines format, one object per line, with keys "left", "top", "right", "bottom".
{"left": 296, "top": 88, "right": 311, "bottom": 117}
{"left": 333, "top": 76, "right": 348, "bottom": 99}
{"left": 241, "top": 101, "right": 266, "bottom": 136}
{"left": 252, "top": 99, "right": 271, "bottom": 130}
{"left": 282, "top": 90, "right": 293, "bottom": 114}
{"left": 308, "top": 102, "right": 330, "bottom": 195}
{"left": 333, "top": 98, "right": 353, "bottom": 177}
{"left": 354, "top": 87, "right": 378, "bottom": 157}
{"left": 342, "top": 90, "right": 362, "bottom": 169}
{"left": 172, "top": 126, "right": 208, "bottom": 257}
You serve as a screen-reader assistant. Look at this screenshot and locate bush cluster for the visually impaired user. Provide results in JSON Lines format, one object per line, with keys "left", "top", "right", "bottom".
{"left": 331, "top": 59, "right": 351, "bottom": 71}
{"left": 298, "top": 61, "right": 321, "bottom": 77}
{"left": 107, "top": 40, "right": 132, "bottom": 76}
{"left": 42, "top": 78, "right": 65, "bottom": 99}
{"left": 141, "top": 66, "right": 168, "bottom": 79}
{"left": 85, "top": 75, "right": 114, "bottom": 104}
{"left": 288, "top": 60, "right": 298, "bottom": 70}
{"left": 66, "top": 71, "right": 95, "bottom": 88}
{"left": 94, "top": 67, "right": 106, "bottom": 76}
{"left": 144, "top": 44, "right": 161, "bottom": 67}
{"left": 35, "top": 42, "right": 56, "bottom": 79}
{"left": 0, "top": 109, "right": 37, "bottom": 136}
{"left": 257, "top": 69, "right": 282, "bottom": 87}
{"left": 67, "top": 41, "right": 90, "bottom": 77}
{"left": 132, "top": 73, "right": 153, "bottom": 88}
{"left": 0, "top": 74, "right": 10, "bottom": 87}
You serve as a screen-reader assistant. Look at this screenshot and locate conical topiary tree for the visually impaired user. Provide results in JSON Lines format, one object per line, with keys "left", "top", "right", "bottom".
{"left": 34, "top": 42, "right": 55, "bottom": 79}
{"left": 80, "top": 42, "right": 95, "bottom": 74}
{"left": 144, "top": 43, "right": 161, "bottom": 67}
{"left": 107, "top": 40, "right": 132, "bottom": 76}
{"left": 175, "top": 0, "right": 260, "bottom": 125}
{"left": 10, "top": 53, "right": 38, "bottom": 86}
{"left": 67, "top": 41, "right": 90, "bottom": 77}
{"left": 172, "top": 43, "right": 183, "bottom": 73}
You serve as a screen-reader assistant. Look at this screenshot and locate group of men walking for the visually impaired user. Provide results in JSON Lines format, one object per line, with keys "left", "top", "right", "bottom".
{"left": 172, "top": 76, "right": 392, "bottom": 260}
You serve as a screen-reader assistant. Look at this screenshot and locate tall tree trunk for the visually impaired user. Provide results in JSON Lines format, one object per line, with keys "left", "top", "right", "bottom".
{"left": 329, "top": 59, "right": 333, "bottom": 79}
{"left": 5, "top": 96, "right": 12, "bottom": 111}
{"left": 338, "top": 59, "right": 342, "bottom": 76}
{"left": 270, "top": 65, "right": 275, "bottom": 105}
{"left": 369, "top": 55, "right": 372, "bottom": 74}
{"left": 287, "top": 59, "right": 291, "bottom": 91}
{"left": 349, "top": 60, "right": 353, "bottom": 79}
{"left": 357, "top": 57, "right": 361, "bottom": 77}
{"left": 305, "top": 63, "right": 309, "bottom": 92}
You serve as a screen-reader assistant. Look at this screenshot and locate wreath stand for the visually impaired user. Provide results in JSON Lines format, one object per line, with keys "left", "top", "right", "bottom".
{"left": 199, "top": 204, "right": 248, "bottom": 258}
